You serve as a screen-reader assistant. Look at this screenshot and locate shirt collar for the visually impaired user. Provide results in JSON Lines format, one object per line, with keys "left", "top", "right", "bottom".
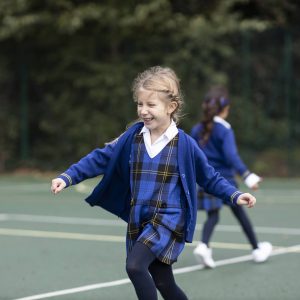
{"left": 213, "top": 116, "right": 231, "bottom": 129}
{"left": 140, "top": 120, "right": 178, "bottom": 140}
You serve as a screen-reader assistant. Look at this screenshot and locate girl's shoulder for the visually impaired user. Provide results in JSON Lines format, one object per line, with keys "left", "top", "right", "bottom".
{"left": 126, "top": 121, "right": 144, "bottom": 131}
{"left": 213, "top": 116, "right": 231, "bottom": 130}
{"left": 106, "top": 121, "right": 144, "bottom": 147}
{"left": 179, "top": 129, "right": 199, "bottom": 148}
{"left": 121, "top": 121, "right": 144, "bottom": 138}
{"left": 178, "top": 130, "right": 207, "bottom": 160}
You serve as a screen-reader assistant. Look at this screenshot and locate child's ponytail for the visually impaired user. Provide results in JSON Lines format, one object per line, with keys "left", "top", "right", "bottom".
{"left": 200, "top": 97, "right": 221, "bottom": 145}
{"left": 200, "top": 86, "right": 230, "bottom": 145}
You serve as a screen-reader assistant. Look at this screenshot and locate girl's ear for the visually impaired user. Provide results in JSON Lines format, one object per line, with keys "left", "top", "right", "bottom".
{"left": 168, "top": 101, "right": 178, "bottom": 114}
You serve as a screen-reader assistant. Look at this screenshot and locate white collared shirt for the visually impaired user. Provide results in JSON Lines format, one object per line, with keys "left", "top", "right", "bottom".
{"left": 213, "top": 116, "right": 231, "bottom": 129}
{"left": 140, "top": 120, "right": 179, "bottom": 158}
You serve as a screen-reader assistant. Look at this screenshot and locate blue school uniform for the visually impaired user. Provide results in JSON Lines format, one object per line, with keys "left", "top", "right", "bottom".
{"left": 59, "top": 121, "right": 242, "bottom": 247}
{"left": 190, "top": 116, "right": 250, "bottom": 211}
{"left": 127, "top": 133, "right": 186, "bottom": 264}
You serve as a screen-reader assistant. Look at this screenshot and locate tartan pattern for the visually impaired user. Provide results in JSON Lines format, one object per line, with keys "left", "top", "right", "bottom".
{"left": 126, "top": 133, "right": 186, "bottom": 265}
{"left": 197, "top": 189, "right": 223, "bottom": 211}
{"left": 198, "top": 178, "right": 238, "bottom": 211}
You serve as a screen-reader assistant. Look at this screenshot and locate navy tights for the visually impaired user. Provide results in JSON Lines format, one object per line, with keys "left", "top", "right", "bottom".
{"left": 202, "top": 205, "right": 258, "bottom": 249}
{"left": 126, "top": 242, "right": 188, "bottom": 300}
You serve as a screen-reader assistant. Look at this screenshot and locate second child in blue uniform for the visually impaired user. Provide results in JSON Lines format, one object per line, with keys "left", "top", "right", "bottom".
{"left": 51, "top": 67, "right": 257, "bottom": 300}
{"left": 191, "top": 87, "right": 272, "bottom": 269}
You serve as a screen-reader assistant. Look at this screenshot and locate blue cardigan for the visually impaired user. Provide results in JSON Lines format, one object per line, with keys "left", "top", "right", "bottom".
{"left": 190, "top": 120, "right": 249, "bottom": 180}
{"left": 59, "top": 122, "right": 242, "bottom": 242}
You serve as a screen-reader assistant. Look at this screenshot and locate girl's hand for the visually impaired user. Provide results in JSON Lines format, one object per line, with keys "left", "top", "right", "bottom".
{"left": 51, "top": 178, "right": 66, "bottom": 194}
{"left": 236, "top": 193, "right": 256, "bottom": 208}
{"left": 251, "top": 183, "right": 260, "bottom": 190}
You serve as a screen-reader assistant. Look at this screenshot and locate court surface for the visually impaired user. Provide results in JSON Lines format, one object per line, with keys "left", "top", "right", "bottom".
{"left": 1, "top": 175, "right": 299, "bottom": 300}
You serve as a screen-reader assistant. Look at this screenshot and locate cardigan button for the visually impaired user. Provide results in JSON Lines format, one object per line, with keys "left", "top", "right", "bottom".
{"left": 181, "top": 174, "right": 185, "bottom": 178}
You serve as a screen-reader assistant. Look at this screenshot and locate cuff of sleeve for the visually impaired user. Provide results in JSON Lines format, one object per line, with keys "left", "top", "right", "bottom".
{"left": 58, "top": 173, "right": 72, "bottom": 187}
{"left": 230, "top": 191, "right": 243, "bottom": 205}
{"left": 242, "top": 170, "right": 251, "bottom": 180}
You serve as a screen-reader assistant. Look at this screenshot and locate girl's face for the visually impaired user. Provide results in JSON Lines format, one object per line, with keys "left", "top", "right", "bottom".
{"left": 136, "top": 89, "right": 177, "bottom": 136}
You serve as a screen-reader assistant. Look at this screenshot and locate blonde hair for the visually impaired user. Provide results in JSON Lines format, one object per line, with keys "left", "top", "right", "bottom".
{"left": 132, "top": 66, "right": 184, "bottom": 124}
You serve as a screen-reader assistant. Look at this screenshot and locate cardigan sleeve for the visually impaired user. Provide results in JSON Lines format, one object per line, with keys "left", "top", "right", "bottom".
{"left": 193, "top": 143, "right": 242, "bottom": 205}
{"left": 222, "top": 129, "right": 249, "bottom": 178}
{"left": 58, "top": 139, "right": 117, "bottom": 187}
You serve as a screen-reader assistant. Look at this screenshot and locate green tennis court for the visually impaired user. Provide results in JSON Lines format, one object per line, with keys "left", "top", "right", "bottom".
{"left": 1, "top": 175, "right": 299, "bottom": 300}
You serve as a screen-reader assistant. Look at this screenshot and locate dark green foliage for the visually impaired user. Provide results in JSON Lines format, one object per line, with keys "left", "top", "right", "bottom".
{"left": 0, "top": 0, "right": 299, "bottom": 175}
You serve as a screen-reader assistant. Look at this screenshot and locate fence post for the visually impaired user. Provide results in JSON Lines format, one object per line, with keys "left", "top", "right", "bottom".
{"left": 283, "top": 30, "right": 293, "bottom": 175}
{"left": 20, "top": 61, "right": 29, "bottom": 161}
{"left": 241, "top": 30, "right": 252, "bottom": 139}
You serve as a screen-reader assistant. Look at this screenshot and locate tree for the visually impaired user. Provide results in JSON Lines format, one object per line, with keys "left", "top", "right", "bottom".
{"left": 0, "top": 0, "right": 299, "bottom": 174}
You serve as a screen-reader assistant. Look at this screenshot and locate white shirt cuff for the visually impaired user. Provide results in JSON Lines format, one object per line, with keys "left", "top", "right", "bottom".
{"left": 244, "top": 173, "right": 261, "bottom": 188}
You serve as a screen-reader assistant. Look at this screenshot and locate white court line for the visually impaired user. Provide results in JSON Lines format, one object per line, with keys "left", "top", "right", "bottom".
{"left": 1, "top": 213, "right": 300, "bottom": 235}
{"left": 0, "top": 214, "right": 125, "bottom": 227}
{"left": 13, "top": 244, "right": 300, "bottom": 300}
{"left": 13, "top": 279, "right": 131, "bottom": 300}
{"left": 0, "top": 228, "right": 126, "bottom": 243}
{"left": 0, "top": 228, "right": 251, "bottom": 249}
{"left": 0, "top": 227, "right": 257, "bottom": 249}
{"left": 1, "top": 227, "right": 298, "bottom": 251}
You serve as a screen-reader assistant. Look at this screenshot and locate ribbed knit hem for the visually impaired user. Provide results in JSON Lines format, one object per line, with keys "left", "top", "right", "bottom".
{"left": 242, "top": 170, "right": 251, "bottom": 180}
{"left": 230, "top": 191, "right": 243, "bottom": 205}
{"left": 58, "top": 173, "right": 72, "bottom": 187}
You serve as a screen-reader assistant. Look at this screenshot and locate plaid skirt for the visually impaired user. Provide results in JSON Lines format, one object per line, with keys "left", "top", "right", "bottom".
{"left": 197, "top": 190, "right": 223, "bottom": 211}
{"left": 198, "top": 178, "right": 238, "bottom": 212}
{"left": 126, "top": 202, "right": 186, "bottom": 265}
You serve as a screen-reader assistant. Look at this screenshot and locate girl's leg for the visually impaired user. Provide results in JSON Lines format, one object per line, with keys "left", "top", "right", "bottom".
{"left": 230, "top": 205, "right": 258, "bottom": 249}
{"left": 149, "top": 260, "right": 188, "bottom": 300}
{"left": 202, "top": 209, "right": 220, "bottom": 246}
{"left": 126, "top": 241, "right": 157, "bottom": 300}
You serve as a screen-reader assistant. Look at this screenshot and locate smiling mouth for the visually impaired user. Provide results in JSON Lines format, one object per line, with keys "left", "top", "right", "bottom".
{"left": 143, "top": 118, "right": 154, "bottom": 122}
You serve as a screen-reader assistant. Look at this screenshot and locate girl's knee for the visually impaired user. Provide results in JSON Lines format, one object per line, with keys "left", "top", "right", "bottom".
{"left": 208, "top": 209, "right": 220, "bottom": 224}
{"left": 155, "top": 280, "right": 169, "bottom": 292}
{"left": 155, "top": 281, "right": 188, "bottom": 300}
{"left": 126, "top": 260, "right": 143, "bottom": 277}
{"left": 214, "top": 214, "right": 220, "bottom": 224}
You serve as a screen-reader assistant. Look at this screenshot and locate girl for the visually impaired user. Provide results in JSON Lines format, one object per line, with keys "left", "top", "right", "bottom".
{"left": 51, "top": 67, "right": 256, "bottom": 300}
{"left": 191, "top": 87, "right": 272, "bottom": 269}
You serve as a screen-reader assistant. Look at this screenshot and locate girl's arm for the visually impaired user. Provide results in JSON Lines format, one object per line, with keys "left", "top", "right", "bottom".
{"left": 222, "top": 129, "right": 248, "bottom": 176}
{"left": 194, "top": 144, "right": 255, "bottom": 206}
{"left": 51, "top": 139, "right": 117, "bottom": 194}
{"left": 222, "top": 130, "right": 261, "bottom": 189}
